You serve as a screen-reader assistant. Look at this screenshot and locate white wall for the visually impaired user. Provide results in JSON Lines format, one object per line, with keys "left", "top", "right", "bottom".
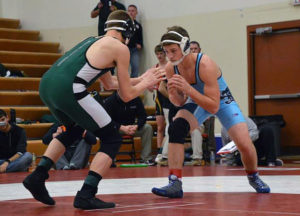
{"left": 1, "top": 0, "right": 299, "bottom": 132}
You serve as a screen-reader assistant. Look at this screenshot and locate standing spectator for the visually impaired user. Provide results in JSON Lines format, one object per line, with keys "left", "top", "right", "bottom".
{"left": 190, "top": 41, "right": 201, "bottom": 53}
{"left": 91, "top": 0, "right": 125, "bottom": 36}
{"left": 0, "top": 109, "right": 32, "bottom": 173}
{"left": 150, "top": 45, "right": 170, "bottom": 164}
{"left": 127, "top": 4, "right": 143, "bottom": 77}
{"left": 104, "top": 91, "right": 154, "bottom": 164}
{"left": 42, "top": 123, "right": 97, "bottom": 170}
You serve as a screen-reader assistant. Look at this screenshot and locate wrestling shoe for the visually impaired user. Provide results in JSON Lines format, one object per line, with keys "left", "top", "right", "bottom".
{"left": 73, "top": 190, "right": 115, "bottom": 209}
{"left": 247, "top": 172, "right": 270, "bottom": 193}
{"left": 69, "top": 163, "right": 79, "bottom": 170}
{"left": 275, "top": 159, "right": 284, "bottom": 166}
{"left": 157, "top": 158, "right": 168, "bottom": 166}
{"left": 152, "top": 175, "right": 183, "bottom": 198}
{"left": 185, "top": 159, "right": 203, "bottom": 166}
{"left": 155, "top": 154, "right": 163, "bottom": 163}
{"left": 23, "top": 169, "right": 55, "bottom": 205}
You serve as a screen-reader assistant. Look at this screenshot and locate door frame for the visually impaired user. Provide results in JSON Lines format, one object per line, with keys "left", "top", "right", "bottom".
{"left": 247, "top": 19, "right": 300, "bottom": 115}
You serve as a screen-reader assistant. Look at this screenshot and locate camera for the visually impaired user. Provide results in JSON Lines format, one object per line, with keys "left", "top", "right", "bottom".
{"left": 100, "top": 0, "right": 112, "bottom": 8}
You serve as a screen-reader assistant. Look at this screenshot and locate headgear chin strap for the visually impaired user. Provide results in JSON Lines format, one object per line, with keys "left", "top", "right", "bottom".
{"left": 169, "top": 55, "right": 185, "bottom": 66}
{"left": 105, "top": 19, "right": 136, "bottom": 40}
{"left": 161, "top": 31, "right": 190, "bottom": 56}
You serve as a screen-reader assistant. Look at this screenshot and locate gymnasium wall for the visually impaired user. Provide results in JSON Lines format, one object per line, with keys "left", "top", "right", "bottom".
{"left": 0, "top": 0, "right": 299, "bottom": 132}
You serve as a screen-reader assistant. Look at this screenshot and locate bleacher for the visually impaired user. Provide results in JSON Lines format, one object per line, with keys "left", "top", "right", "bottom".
{"left": 0, "top": 17, "right": 157, "bottom": 162}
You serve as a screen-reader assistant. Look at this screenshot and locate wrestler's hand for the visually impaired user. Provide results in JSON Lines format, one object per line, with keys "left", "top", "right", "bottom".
{"left": 0, "top": 162, "right": 8, "bottom": 173}
{"left": 142, "top": 68, "right": 166, "bottom": 88}
{"left": 168, "top": 74, "right": 191, "bottom": 96}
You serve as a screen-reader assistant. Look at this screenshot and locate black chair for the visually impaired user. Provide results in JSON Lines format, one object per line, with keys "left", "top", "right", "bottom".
{"left": 117, "top": 135, "right": 136, "bottom": 163}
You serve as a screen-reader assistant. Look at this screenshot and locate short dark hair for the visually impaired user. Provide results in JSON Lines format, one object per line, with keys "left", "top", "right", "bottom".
{"left": 154, "top": 44, "right": 164, "bottom": 53}
{"left": 190, "top": 41, "right": 200, "bottom": 48}
{"left": 128, "top": 4, "right": 137, "bottom": 10}
{"left": 0, "top": 109, "right": 7, "bottom": 118}
{"left": 160, "top": 26, "right": 189, "bottom": 46}
{"left": 106, "top": 10, "right": 132, "bottom": 29}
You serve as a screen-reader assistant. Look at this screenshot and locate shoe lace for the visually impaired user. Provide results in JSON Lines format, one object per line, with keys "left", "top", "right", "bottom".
{"left": 251, "top": 176, "right": 265, "bottom": 188}
{"left": 160, "top": 179, "right": 181, "bottom": 193}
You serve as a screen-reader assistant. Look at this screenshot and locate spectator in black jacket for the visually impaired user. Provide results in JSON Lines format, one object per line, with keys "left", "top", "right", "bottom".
{"left": 0, "top": 109, "right": 32, "bottom": 173}
{"left": 43, "top": 123, "right": 97, "bottom": 170}
{"left": 104, "top": 91, "right": 153, "bottom": 164}
{"left": 127, "top": 4, "right": 143, "bottom": 78}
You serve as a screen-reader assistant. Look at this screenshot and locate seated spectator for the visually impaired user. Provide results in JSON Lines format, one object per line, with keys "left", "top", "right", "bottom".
{"left": 103, "top": 91, "right": 153, "bottom": 164}
{"left": 0, "top": 63, "right": 24, "bottom": 77}
{"left": 158, "top": 105, "right": 204, "bottom": 166}
{"left": 42, "top": 123, "right": 97, "bottom": 170}
{"left": 221, "top": 116, "right": 283, "bottom": 166}
{"left": 0, "top": 109, "right": 32, "bottom": 173}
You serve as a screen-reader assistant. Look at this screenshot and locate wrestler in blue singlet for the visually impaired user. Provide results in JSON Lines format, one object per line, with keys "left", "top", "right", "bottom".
{"left": 174, "top": 53, "right": 246, "bottom": 130}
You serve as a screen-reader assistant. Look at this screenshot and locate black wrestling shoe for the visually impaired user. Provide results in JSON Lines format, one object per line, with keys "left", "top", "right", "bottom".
{"left": 73, "top": 190, "right": 115, "bottom": 210}
{"left": 23, "top": 172, "right": 55, "bottom": 205}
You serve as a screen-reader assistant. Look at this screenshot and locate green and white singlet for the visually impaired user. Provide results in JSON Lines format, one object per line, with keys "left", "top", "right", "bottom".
{"left": 39, "top": 36, "right": 114, "bottom": 132}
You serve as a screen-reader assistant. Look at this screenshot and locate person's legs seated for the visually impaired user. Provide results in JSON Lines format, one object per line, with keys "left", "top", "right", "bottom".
{"left": 227, "top": 123, "right": 270, "bottom": 193}
{"left": 6, "top": 152, "right": 32, "bottom": 172}
{"left": 70, "top": 139, "right": 92, "bottom": 169}
{"left": 55, "top": 154, "right": 70, "bottom": 170}
{"left": 135, "top": 123, "right": 153, "bottom": 164}
{"left": 190, "top": 127, "right": 203, "bottom": 166}
{"left": 158, "top": 136, "right": 169, "bottom": 166}
{"left": 155, "top": 115, "right": 165, "bottom": 163}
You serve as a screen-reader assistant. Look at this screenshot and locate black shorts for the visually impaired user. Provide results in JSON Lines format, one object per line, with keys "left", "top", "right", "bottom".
{"left": 155, "top": 91, "right": 172, "bottom": 115}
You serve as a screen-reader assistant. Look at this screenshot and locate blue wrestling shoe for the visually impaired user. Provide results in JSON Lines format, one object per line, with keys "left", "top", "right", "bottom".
{"left": 247, "top": 172, "right": 270, "bottom": 193}
{"left": 151, "top": 175, "right": 183, "bottom": 198}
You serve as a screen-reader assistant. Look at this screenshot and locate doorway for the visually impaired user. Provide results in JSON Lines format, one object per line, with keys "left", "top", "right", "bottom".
{"left": 247, "top": 20, "right": 300, "bottom": 154}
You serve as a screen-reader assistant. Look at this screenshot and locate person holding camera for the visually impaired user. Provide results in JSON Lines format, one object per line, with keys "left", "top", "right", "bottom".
{"left": 0, "top": 109, "right": 32, "bottom": 173}
{"left": 91, "top": 0, "right": 125, "bottom": 36}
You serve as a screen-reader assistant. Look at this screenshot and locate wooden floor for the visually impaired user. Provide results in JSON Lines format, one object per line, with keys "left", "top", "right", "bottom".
{"left": 1, "top": 165, "right": 300, "bottom": 216}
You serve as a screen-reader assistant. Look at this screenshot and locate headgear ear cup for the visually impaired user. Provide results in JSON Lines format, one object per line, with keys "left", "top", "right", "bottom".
{"left": 104, "top": 19, "right": 136, "bottom": 40}
{"left": 122, "top": 19, "right": 136, "bottom": 39}
{"left": 166, "top": 31, "right": 190, "bottom": 56}
{"left": 181, "top": 36, "right": 190, "bottom": 55}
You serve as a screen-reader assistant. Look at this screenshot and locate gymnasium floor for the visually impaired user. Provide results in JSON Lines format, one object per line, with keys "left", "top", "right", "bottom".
{"left": 1, "top": 165, "right": 300, "bottom": 216}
